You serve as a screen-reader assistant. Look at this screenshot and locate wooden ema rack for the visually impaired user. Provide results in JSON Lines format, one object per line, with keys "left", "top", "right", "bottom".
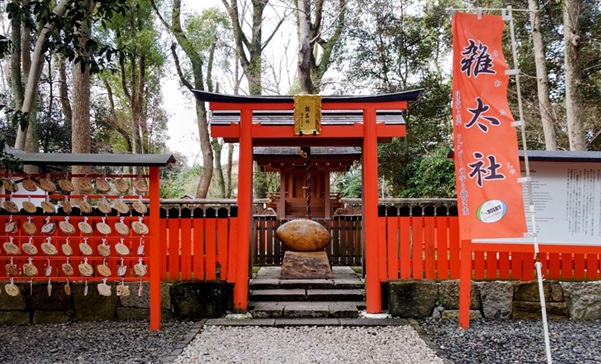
{"left": 1, "top": 167, "right": 164, "bottom": 330}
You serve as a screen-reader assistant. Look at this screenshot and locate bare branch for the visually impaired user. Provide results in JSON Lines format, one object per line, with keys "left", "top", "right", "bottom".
{"left": 170, "top": 43, "right": 194, "bottom": 91}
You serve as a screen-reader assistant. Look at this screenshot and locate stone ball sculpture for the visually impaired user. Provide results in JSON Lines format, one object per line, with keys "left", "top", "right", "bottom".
{"left": 276, "top": 219, "right": 332, "bottom": 252}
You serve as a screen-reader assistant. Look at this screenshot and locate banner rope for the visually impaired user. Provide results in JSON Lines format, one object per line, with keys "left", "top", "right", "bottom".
{"left": 506, "top": 6, "right": 553, "bottom": 364}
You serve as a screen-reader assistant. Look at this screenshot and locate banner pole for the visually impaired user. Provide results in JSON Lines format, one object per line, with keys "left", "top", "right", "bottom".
{"left": 507, "top": 6, "right": 552, "bottom": 364}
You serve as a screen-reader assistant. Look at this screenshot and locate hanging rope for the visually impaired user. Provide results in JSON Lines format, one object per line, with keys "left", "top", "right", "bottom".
{"left": 304, "top": 147, "right": 312, "bottom": 219}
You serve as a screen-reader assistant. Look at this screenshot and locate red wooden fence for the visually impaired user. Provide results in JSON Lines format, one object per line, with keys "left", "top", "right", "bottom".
{"left": 160, "top": 207, "right": 235, "bottom": 282}
{"left": 379, "top": 205, "right": 601, "bottom": 281}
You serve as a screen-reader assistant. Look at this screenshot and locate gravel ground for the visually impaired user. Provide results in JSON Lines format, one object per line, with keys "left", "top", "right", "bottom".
{"left": 175, "top": 325, "right": 444, "bottom": 364}
{"left": 1, "top": 319, "right": 600, "bottom": 363}
{"left": 0, "top": 320, "right": 196, "bottom": 364}
{"left": 418, "top": 318, "right": 601, "bottom": 364}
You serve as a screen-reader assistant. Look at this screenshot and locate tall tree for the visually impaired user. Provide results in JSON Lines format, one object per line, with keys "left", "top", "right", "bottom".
{"left": 72, "top": 0, "right": 95, "bottom": 180}
{"left": 563, "top": 0, "right": 586, "bottom": 150}
{"left": 151, "top": 1, "right": 229, "bottom": 197}
{"left": 99, "top": 0, "right": 167, "bottom": 157}
{"left": 221, "top": 0, "right": 288, "bottom": 95}
{"left": 296, "top": 0, "right": 346, "bottom": 94}
{"left": 528, "top": 0, "right": 557, "bottom": 150}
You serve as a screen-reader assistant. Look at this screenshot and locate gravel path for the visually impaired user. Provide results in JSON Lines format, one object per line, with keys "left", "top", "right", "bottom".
{"left": 175, "top": 325, "right": 444, "bottom": 364}
{"left": 1, "top": 319, "right": 600, "bottom": 363}
{"left": 418, "top": 318, "right": 601, "bottom": 364}
{"left": 0, "top": 320, "right": 196, "bottom": 364}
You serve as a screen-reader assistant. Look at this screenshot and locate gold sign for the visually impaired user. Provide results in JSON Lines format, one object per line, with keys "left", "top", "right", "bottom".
{"left": 293, "top": 94, "right": 322, "bottom": 135}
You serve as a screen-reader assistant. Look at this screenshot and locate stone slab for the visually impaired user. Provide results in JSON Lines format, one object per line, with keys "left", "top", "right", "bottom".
{"left": 251, "top": 289, "right": 306, "bottom": 301}
{"left": 119, "top": 282, "right": 171, "bottom": 309}
{"left": 333, "top": 279, "right": 364, "bottom": 289}
{"left": 256, "top": 266, "right": 282, "bottom": 277}
{"left": 332, "top": 266, "right": 356, "bottom": 274}
{"left": 306, "top": 289, "right": 364, "bottom": 301}
{"left": 512, "top": 301, "right": 568, "bottom": 320}
{"left": 280, "top": 251, "right": 332, "bottom": 279}
{"left": 0, "top": 283, "right": 27, "bottom": 310}
{"left": 117, "top": 307, "right": 150, "bottom": 320}
{"left": 33, "top": 310, "right": 73, "bottom": 324}
{"left": 0, "top": 311, "right": 30, "bottom": 325}
{"left": 283, "top": 302, "right": 330, "bottom": 318}
{"left": 275, "top": 318, "right": 341, "bottom": 326}
{"left": 328, "top": 302, "right": 360, "bottom": 318}
{"left": 204, "top": 318, "right": 254, "bottom": 326}
{"left": 338, "top": 318, "right": 409, "bottom": 326}
{"left": 30, "top": 282, "right": 74, "bottom": 311}
{"left": 441, "top": 309, "right": 482, "bottom": 320}
{"left": 438, "top": 280, "right": 480, "bottom": 310}
{"left": 249, "top": 278, "right": 281, "bottom": 289}
{"left": 249, "top": 301, "right": 284, "bottom": 318}
{"left": 73, "top": 282, "right": 118, "bottom": 321}
{"left": 388, "top": 281, "right": 438, "bottom": 318}
{"left": 279, "top": 279, "right": 334, "bottom": 289}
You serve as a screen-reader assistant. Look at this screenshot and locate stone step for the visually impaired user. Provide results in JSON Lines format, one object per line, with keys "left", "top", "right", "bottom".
{"left": 306, "top": 289, "right": 365, "bottom": 301}
{"left": 248, "top": 301, "right": 365, "bottom": 318}
{"left": 250, "top": 288, "right": 365, "bottom": 302}
{"left": 250, "top": 277, "right": 364, "bottom": 290}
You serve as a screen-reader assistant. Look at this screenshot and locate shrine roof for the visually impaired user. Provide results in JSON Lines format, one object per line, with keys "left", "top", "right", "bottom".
{"left": 192, "top": 90, "right": 423, "bottom": 104}
{"left": 520, "top": 150, "right": 601, "bottom": 163}
{"left": 5, "top": 148, "right": 176, "bottom": 167}
{"left": 254, "top": 146, "right": 361, "bottom": 156}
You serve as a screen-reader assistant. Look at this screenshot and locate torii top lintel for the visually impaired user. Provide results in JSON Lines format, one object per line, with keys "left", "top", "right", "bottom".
{"left": 193, "top": 90, "right": 423, "bottom": 147}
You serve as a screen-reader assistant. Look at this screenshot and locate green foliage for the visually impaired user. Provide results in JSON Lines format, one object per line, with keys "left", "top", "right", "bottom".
{"left": 333, "top": 162, "right": 363, "bottom": 198}
{"left": 334, "top": 0, "right": 458, "bottom": 198}
{"left": 396, "top": 145, "right": 455, "bottom": 198}
{"left": 161, "top": 163, "right": 202, "bottom": 198}
{"left": 253, "top": 164, "right": 279, "bottom": 198}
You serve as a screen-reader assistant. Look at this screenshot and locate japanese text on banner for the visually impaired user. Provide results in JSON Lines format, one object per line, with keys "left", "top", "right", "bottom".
{"left": 451, "top": 12, "right": 527, "bottom": 240}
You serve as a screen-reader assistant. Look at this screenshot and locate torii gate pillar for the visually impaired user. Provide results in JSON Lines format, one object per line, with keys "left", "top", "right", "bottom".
{"left": 233, "top": 107, "right": 253, "bottom": 312}
{"left": 363, "top": 107, "right": 382, "bottom": 312}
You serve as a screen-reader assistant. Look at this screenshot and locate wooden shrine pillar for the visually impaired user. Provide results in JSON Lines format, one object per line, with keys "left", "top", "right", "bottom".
{"left": 363, "top": 107, "right": 382, "bottom": 313}
{"left": 234, "top": 107, "right": 253, "bottom": 312}
{"left": 149, "top": 166, "right": 161, "bottom": 330}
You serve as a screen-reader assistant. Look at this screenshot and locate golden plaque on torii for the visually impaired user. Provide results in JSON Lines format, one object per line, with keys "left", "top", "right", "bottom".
{"left": 293, "top": 94, "right": 322, "bottom": 135}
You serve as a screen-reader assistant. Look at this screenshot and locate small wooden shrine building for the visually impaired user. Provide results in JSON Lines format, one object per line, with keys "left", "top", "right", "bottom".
{"left": 254, "top": 146, "right": 361, "bottom": 220}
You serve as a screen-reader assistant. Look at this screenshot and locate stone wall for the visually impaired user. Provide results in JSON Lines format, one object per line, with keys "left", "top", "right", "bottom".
{"left": 0, "top": 281, "right": 232, "bottom": 325}
{"left": 388, "top": 280, "right": 601, "bottom": 320}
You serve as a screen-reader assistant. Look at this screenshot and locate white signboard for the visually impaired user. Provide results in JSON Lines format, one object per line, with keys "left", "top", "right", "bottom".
{"left": 474, "top": 160, "right": 601, "bottom": 245}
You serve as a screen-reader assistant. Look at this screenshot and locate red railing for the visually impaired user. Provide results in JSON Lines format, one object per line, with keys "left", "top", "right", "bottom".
{"left": 379, "top": 212, "right": 601, "bottom": 281}
{"left": 159, "top": 207, "right": 236, "bottom": 282}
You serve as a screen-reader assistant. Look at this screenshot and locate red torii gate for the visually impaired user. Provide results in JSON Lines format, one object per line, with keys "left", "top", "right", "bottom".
{"left": 193, "top": 90, "right": 422, "bottom": 313}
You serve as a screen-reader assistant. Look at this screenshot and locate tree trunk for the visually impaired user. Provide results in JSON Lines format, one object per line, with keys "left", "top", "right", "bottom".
{"left": 71, "top": 0, "right": 94, "bottom": 180}
{"left": 9, "top": 7, "right": 24, "bottom": 111}
{"left": 297, "top": 0, "right": 314, "bottom": 93}
{"left": 563, "top": 0, "right": 586, "bottom": 150}
{"left": 152, "top": 0, "right": 213, "bottom": 197}
{"left": 226, "top": 143, "right": 234, "bottom": 198}
{"left": 195, "top": 101, "right": 213, "bottom": 198}
{"left": 222, "top": 0, "right": 287, "bottom": 95}
{"left": 529, "top": 0, "right": 557, "bottom": 150}
{"left": 15, "top": 0, "right": 72, "bottom": 151}
{"left": 56, "top": 53, "right": 73, "bottom": 123}
{"left": 212, "top": 138, "right": 226, "bottom": 197}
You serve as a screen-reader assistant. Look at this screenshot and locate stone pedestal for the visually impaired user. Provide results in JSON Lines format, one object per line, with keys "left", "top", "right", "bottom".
{"left": 280, "top": 251, "right": 332, "bottom": 279}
